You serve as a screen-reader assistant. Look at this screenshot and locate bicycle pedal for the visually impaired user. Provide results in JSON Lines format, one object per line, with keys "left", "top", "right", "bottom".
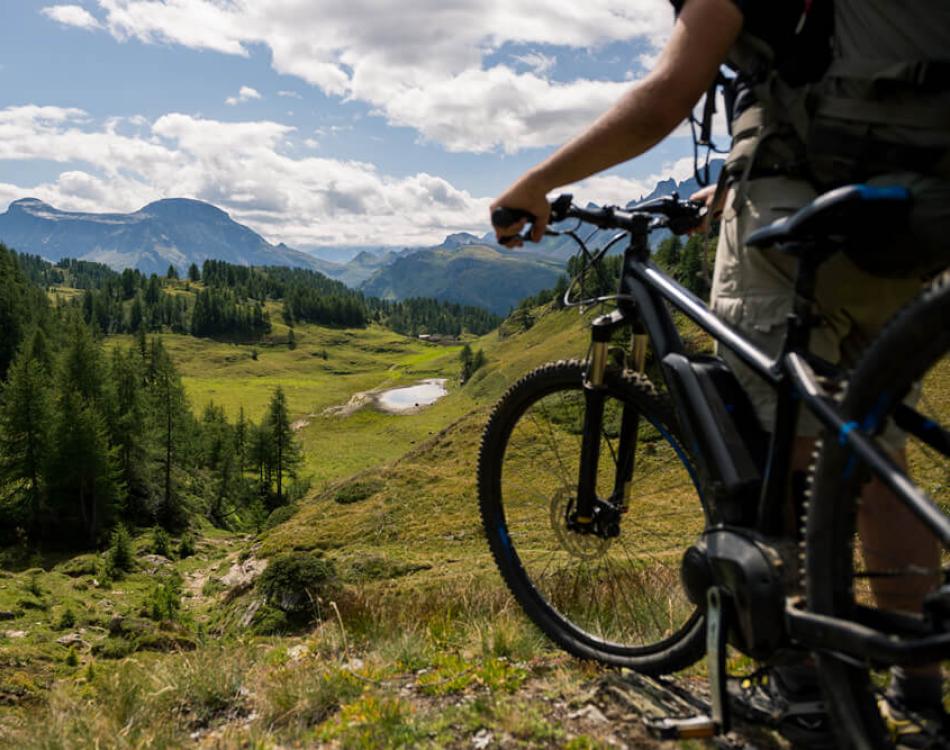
{"left": 644, "top": 714, "right": 719, "bottom": 740}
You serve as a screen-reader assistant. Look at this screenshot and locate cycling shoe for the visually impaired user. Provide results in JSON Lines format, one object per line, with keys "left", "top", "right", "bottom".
{"left": 728, "top": 669, "right": 836, "bottom": 749}
{"left": 879, "top": 697, "right": 950, "bottom": 750}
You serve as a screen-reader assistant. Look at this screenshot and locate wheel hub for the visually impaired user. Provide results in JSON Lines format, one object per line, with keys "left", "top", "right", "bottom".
{"left": 550, "top": 487, "right": 618, "bottom": 559}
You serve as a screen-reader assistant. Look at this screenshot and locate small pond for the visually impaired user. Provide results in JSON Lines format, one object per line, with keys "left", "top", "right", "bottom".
{"left": 377, "top": 378, "right": 448, "bottom": 413}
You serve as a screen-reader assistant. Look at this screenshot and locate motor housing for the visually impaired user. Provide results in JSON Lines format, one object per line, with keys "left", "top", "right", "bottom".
{"left": 681, "top": 528, "right": 789, "bottom": 659}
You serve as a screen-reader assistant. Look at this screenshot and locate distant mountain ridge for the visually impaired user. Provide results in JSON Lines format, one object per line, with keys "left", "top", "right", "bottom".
{"left": 0, "top": 162, "right": 718, "bottom": 313}
{"left": 0, "top": 197, "right": 340, "bottom": 277}
{"left": 360, "top": 243, "right": 563, "bottom": 316}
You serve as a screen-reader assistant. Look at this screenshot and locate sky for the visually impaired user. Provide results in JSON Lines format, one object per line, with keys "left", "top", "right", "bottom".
{"left": 0, "top": 0, "right": 715, "bottom": 248}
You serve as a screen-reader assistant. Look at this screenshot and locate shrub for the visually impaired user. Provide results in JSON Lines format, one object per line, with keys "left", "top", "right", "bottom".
{"left": 258, "top": 552, "right": 339, "bottom": 618}
{"left": 93, "top": 636, "right": 136, "bottom": 659}
{"left": 264, "top": 504, "right": 298, "bottom": 531}
{"left": 24, "top": 571, "right": 43, "bottom": 598}
{"left": 178, "top": 532, "right": 197, "bottom": 559}
{"left": 58, "top": 556, "right": 98, "bottom": 577}
{"left": 333, "top": 480, "right": 382, "bottom": 505}
{"left": 58, "top": 608, "right": 76, "bottom": 630}
{"left": 145, "top": 576, "right": 182, "bottom": 622}
{"left": 106, "top": 524, "right": 135, "bottom": 578}
{"left": 250, "top": 604, "right": 290, "bottom": 635}
{"left": 151, "top": 527, "right": 172, "bottom": 558}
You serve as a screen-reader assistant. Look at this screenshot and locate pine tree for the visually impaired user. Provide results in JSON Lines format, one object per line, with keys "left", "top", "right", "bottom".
{"left": 47, "top": 389, "right": 122, "bottom": 545}
{"left": 265, "top": 387, "right": 301, "bottom": 507}
{"left": 108, "top": 346, "right": 154, "bottom": 521}
{"left": 60, "top": 315, "right": 106, "bottom": 405}
{"left": 166, "top": 265, "right": 179, "bottom": 280}
{"left": 146, "top": 339, "right": 190, "bottom": 529}
{"left": 0, "top": 244, "right": 47, "bottom": 379}
{"left": 145, "top": 275, "right": 161, "bottom": 307}
{"left": 234, "top": 407, "right": 248, "bottom": 475}
{"left": 0, "top": 345, "right": 52, "bottom": 537}
{"left": 472, "top": 348, "right": 486, "bottom": 373}
{"left": 188, "top": 263, "right": 200, "bottom": 283}
{"left": 26, "top": 327, "right": 53, "bottom": 376}
{"left": 677, "top": 235, "right": 709, "bottom": 298}
{"left": 249, "top": 421, "right": 272, "bottom": 497}
{"left": 654, "top": 235, "right": 683, "bottom": 272}
{"left": 552, "top": 275, "right": 569, "bottom": 309}
{"left": 459, "top": 344, "right": 473, "bottom": 383}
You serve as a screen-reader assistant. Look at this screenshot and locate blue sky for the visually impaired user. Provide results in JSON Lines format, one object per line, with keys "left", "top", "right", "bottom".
{"left": 0, "top": 1, "right": 708, "bottom": 247}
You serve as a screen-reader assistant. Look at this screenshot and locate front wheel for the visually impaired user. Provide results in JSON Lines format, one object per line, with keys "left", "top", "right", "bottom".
{"left": 478, "top": 359, "right": 710, "bottom": 673}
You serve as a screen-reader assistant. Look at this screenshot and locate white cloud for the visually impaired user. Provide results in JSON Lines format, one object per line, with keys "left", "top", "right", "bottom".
{"left": 512, "top": 51, "right": 556, "bottom": 76}
{"left": 382, "top": 67, "right": 630, "bottom": 154}
{"left": 277, "top": 90, "right": 302, "bottom": 99}
{"left": 0, "top": 105, "right": 490, "bottom": 247}
{"left": 225, "top": 85, "right": 262, "bottom": 106}
{"left": 69, "top": 0, "right": 674, "bottom": 153}
{"left": 41, "top": 4, "right": 103, "bottom": 31}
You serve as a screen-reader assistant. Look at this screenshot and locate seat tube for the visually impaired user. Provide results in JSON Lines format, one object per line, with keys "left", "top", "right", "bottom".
{"left": 758, "top": 252, "right": 816, "bottom": 535}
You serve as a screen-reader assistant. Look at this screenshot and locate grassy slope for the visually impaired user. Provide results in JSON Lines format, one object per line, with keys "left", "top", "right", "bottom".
{"left": 0, "top": 299, "right": 803, "bottom": 749}
{"left": 8, "top": 304, "right": 674, "bottom": 749}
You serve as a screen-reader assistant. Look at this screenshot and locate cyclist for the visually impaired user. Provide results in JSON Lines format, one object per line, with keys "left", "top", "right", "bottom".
{"left": 491, "top": 0, "right": 949, "bottom": 746}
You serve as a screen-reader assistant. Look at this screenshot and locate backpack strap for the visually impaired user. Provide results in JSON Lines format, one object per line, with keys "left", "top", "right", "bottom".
{"left": 826, "top": 58, "right": 950, "bottom": 92}
{"left": 816, "top": 97, "right": 950, "bottom": 130}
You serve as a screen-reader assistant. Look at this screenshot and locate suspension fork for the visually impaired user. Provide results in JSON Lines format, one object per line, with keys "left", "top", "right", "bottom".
{"left": 614, "top": 320, "right": 649, "bottom": 510}
{"left": 575, "top": 310, "right": 641, "bottom": 523}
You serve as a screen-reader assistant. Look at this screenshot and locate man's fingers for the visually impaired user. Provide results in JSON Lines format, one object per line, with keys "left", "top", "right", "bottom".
{"left": 530, "top": 219, "right": 547, "bottom": 243}
{"left": 689, "top": 184, "right": 716, "bottom": 204}
{"left": 494, "top": 217, "right": 527, "bottom": 244}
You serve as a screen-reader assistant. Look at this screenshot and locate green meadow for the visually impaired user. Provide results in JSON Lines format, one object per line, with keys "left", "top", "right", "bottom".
{"left": 0, "top": 300, "right": 799, "bottom": 749}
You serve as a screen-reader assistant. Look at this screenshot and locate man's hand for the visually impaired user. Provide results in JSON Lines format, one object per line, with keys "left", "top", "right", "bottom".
{"left": 688, "top": 184, "right": 723, "bottom": 235}
{"left": 489, "top": 0, "right": 741, "bottom": 247}
{"left": 490, "top": 172, "right": 551, "bottom": 247}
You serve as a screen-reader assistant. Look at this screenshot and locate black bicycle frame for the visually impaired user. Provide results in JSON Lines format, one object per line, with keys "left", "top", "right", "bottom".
{"left": 571, "top": 224, "right": 950, "bottom": 665}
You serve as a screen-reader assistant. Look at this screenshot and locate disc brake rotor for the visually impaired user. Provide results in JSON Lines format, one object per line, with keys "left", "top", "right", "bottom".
{"left": 550, "top": 486, "right": 612, "bottom": 561}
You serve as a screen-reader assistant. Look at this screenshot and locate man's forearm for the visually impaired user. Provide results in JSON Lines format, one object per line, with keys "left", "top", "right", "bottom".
{"left": 526, "top": 78, "right": 687, "bottom": 191}
{"left": 524, "top": 0, "right": 741, "bottom": 193}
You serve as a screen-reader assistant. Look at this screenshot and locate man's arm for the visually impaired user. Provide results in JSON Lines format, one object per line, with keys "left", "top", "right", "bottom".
{"left": 492, "top": 0, "right": 742, "bottom": 244}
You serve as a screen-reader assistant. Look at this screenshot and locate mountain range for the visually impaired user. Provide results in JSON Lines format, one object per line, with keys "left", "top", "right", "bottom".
{"left": 0, "top": 197, "right": 340, "bottom": 277}
{"left": 0, "top": 161, "right": 718, "bottom": 314}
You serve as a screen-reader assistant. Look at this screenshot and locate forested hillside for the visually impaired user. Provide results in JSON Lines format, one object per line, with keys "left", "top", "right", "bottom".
{"left": 12, "top": 247, "right": 502, "bottom": 341}
{"left": 0, "top": 243, "right": 310, "bottom": 551}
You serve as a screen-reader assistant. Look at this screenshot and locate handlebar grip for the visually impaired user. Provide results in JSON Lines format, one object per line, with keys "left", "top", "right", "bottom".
{"left": 491, "top": 206, "right": 534, "bottom": 229}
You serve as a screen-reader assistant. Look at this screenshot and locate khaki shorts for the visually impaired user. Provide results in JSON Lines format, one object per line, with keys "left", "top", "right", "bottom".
{"left": 710, "top": 176, "right": 921, "bottom": 437}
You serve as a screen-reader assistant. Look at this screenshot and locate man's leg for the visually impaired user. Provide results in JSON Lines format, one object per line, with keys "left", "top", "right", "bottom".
{"left": 859, "top": 462, "right": 944, "bottom": 706}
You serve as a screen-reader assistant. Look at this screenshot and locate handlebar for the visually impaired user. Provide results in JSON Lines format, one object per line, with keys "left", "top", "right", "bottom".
{"left": 492, "top": 193, "right": 707, "bottom": 245}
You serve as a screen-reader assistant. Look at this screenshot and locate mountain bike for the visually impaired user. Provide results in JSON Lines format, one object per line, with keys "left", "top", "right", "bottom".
{"left": 478, "top": 187, "right": 949, "bottom": 747}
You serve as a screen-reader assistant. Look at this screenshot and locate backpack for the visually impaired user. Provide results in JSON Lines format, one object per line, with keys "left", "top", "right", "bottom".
{"left": 806, "top": 0, "right": 950, "bottom": 186}
{"left": 707, "top": 0, "right": 950, "bottom": 277}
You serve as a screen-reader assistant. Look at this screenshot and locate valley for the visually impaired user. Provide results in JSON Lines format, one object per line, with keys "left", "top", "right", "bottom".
{"left": 0, "top": 166, "right": 785, "bottom": 749}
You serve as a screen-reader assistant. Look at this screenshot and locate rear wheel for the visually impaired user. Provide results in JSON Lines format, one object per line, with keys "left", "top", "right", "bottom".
{"left": 807, "top": 276, "right": 950, "bottom": 748}
{"left": 478, "top": 359, "right": 710, "bottom": 673}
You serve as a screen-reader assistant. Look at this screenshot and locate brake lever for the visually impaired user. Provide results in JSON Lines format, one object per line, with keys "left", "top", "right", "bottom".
{"left": 492, "top": 193, "right": 574, "bottom": 247}
{"left": 669, "top": 203, "right": 708, "bottom": 235}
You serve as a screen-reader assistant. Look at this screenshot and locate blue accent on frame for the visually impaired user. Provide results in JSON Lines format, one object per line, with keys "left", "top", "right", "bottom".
{"left": 854, "top": 185, "right": 911, "bottom": 202}
{"left": 839, "top": 421, "right": 859, "bottom": 446}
